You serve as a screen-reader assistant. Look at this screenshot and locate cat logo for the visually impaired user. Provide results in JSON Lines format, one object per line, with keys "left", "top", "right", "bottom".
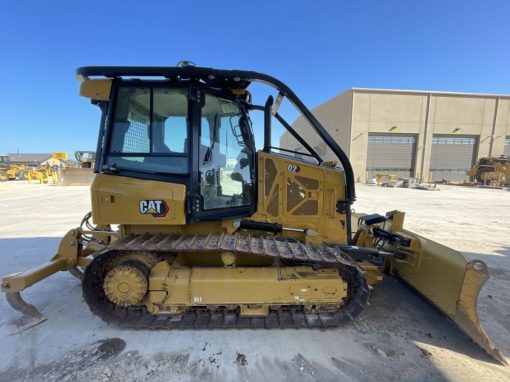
{"left": 139, "top": 200, "right": 169, "bottom": 217}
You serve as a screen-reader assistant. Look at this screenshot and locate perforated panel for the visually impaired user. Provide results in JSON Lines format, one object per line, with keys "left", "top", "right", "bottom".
{"left": 267, "top": 184, "right": 279, "bottom": 217}
{"left": 255, "top": 151, "right": 348, "bottom": 244}
{"left": 124, "top": 120, "right": 150, "bottom": 153}
{"left": 265, "top": 158, "right": 277, "bottom": 197}
{"left": 287, "top": 178, "right": 305, "bottom": 210}
{"left": 295, "top": 176, "right": 319, "bottom": 190}
{"left": 293, "top": 200, "right": 318, "bottom": 215}
{"left": 285, "top": 174, "right": 321, "bottom": 217}
{"left": 263, "top": 157, "right": 280, "bottom": 217}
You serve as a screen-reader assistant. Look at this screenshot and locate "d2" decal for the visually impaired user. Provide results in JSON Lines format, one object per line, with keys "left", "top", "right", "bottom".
{"left": 139, "top": 200, "right": 169, "bottom": 217}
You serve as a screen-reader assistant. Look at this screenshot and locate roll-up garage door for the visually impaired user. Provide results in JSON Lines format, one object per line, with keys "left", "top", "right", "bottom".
{"left": 430, "top": 136, "right": 476, "bottom": 182}
{"left": 504, "top": 137, "right": 510, "bottom": 156}
{"left": 366, "top": 135, "right": 416, "bottom": 179}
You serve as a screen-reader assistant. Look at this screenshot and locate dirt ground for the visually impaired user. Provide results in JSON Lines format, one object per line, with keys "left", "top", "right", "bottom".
{"left": 0, "top": 181, "right": 509, "bottom": 381}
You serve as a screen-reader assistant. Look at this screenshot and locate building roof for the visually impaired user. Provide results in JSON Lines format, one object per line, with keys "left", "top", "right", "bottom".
{"left": 350, "top": 87, "right": 510, "bottom": 99}
{"left": 7, "top": 153, "right": 53, "bottom": 163}
{"left": 308, "top": 87, "right": 510, "bottom": 116}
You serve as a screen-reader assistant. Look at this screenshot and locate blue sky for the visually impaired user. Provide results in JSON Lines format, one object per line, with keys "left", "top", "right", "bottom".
{"left": 1, "top": 0, "right": 509, "bottom": 155}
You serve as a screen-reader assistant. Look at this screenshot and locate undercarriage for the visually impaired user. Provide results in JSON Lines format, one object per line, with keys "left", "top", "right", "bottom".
{"left": 82, "top": 234, "right": 368, "bottom": 328}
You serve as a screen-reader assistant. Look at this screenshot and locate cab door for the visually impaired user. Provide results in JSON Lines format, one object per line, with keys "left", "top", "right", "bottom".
{"left": 189, "top": 90, "right": 256, "bottom": 223}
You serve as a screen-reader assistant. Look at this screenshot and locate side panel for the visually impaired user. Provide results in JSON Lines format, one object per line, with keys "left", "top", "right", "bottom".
{"left": 253, "top": 152, "right": 348, "bottom": 244}
{"left": 91, "top": 174, "right": 186, "bottom": 225}
{"left": 147, "top": 264, "right": 347, "bottom": 314}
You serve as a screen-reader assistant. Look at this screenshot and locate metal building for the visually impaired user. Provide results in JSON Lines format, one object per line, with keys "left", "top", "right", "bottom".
{"left": 282, "top": 88, "right": 510, "bottom": 182}
{"left": 7, "top": 153, "right": 53, "bottom": 166}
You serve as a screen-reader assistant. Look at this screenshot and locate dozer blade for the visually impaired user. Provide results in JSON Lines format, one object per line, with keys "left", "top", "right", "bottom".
{"left": 389, "top": 230, "right": 508, "bottom": 365}
{"left": 58, "top": 168, "right": 94, "bottom": 186}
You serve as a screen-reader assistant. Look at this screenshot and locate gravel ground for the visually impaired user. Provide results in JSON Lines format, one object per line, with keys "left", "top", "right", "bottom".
{"left": 0, "top": 181, "right": 509, "bottom": 381}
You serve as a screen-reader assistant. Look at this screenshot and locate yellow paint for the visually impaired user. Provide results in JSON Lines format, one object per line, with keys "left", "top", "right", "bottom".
{"left": 80, "top": 79, "right": 112, "bottom": 100}
{"left": 146, "top": 264, "right": 347, "bottom": 315}
{"left": 251, "top": 152, "right": 348, "bottom": 244}
{"left": 52, "top": 152, "right": 68, "bottom": 160}
{"left": 91, "top": 174, "right": 187, "bottom": 225}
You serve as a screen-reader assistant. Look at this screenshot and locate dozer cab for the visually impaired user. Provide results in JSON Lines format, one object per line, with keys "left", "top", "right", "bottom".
{"left": 467, "top": 155, "right": 510, "bottom": 187}
{"left": 2, "top": 65, "right": 506, "bottom": 364}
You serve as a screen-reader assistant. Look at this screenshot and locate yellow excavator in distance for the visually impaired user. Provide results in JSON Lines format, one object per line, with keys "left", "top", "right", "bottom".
{"left": 1, "top": 65, "right": 506, "bottom": 365}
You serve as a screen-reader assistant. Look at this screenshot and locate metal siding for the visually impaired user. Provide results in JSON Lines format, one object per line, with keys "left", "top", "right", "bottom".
{"left": 366, "top": 135, "right": 416, "bottom": 179}
{"left": 430, "top": 136, "right": 476, "bottom": 182}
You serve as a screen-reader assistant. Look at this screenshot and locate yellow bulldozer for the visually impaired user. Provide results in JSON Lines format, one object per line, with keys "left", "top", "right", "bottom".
{"left": 467, "top": 155, "right": 510, "bottom": 187}
{"left": 58, "top": 151, "right": 96, "bottom": 186}
{"left": 1, "top": 65, "right": 506, "bottom": 365}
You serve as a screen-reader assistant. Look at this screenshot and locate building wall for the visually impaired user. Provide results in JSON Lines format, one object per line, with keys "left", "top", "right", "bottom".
{"left": 280, "top": 90, "right": 353, "bottom": 163}
{"left": 350, "top": 90, "right": 510, "bottom": 181}
{"left": 494, "top": 99, "right": 510, "bottom": 155}
{"left": 285, "top": 89, "right": 510, "bottom": 182}
{"left": 350, "top": 91, "right": 428, "bottom": 181}
{"left": 7, "top": 153, "right": 53, "bottom": 165}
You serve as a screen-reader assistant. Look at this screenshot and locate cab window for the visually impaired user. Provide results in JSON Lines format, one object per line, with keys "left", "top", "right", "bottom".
{"left": 107, "top": 87, "right": 189, "bottom": 174}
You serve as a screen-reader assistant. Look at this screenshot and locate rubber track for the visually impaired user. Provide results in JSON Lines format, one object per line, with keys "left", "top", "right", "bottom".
{"left": 82, "top": 233, "right": 369, "bottom": 329}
